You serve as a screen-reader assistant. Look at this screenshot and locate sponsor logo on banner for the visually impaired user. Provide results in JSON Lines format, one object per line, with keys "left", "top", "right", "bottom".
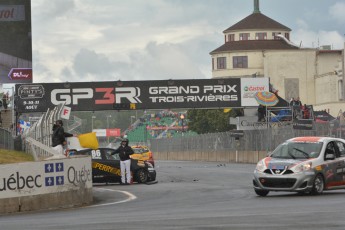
{"left": 8, "top": 68, "right": 32, "bottom": 80}
{"left": 0, "top": 5, "right": 25, "bottom": 21}
{"left": 106, "top": 128, "right": 121, "bottom": 137}
{"left": 241, "top": 78, "right": 269, "bottom": 107}
{"left": 18, "top": 84, "right": 45, "bottom": 99}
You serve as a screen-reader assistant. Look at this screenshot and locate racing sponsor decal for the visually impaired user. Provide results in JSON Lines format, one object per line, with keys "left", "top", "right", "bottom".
{"left": 291, "top": 137, "right": 322, "bottom": 143}
{"left": 92, "top": 162, "right": 121, "bottom": 176}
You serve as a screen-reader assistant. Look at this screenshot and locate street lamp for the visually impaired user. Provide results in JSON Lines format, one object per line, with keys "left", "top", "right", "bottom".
{"left": 106, "top": 115, "right": 112, "bottom": 129}
{"left": 106, "top": 115, "right": 112, "bottom": 144}
{"left": 131, "top": 115, "right": 136, "bottom": 124}
{"left": 91, "top": 115, "right": 96, "bottom": 131}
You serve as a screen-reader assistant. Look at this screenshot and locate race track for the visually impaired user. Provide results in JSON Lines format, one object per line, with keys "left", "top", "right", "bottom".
{"left": 1, "top": 160, "right": 345, "bottom": 230}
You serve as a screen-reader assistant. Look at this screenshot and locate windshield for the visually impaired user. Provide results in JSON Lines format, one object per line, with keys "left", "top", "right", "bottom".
{"left": 133, "top": 148, "right": 149, "bottom": 154}
{"left": 270, "top": 142, "right": 323, "bottom": 159}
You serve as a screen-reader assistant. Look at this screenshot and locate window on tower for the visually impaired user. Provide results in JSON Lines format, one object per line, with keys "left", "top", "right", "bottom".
{"left": 217, "top": 57, "right": 226, "bottom": 69}
{"left": 233, "top": 56, "right": 248, "bottom": 68}
{"left": 228, "top": 34, "right": 235, "bottom": 42}
{"left": 272, "top": 32, "right": 281, "bottom": 40}
{"left": 239, "top": 33, "right": 250, "bottom": 40}
{"left": 255, "top": 32, "right": 267, "bottom": 40}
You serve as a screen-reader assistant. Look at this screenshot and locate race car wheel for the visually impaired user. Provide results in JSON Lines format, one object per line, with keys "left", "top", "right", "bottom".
{"left": 310, "top": 174, "right": 324, "bottom": 195}
{"left": 254, "top": 189, "right": 269, "bottom": 197}
{"left": 135, "top": 169, "right": 148, "bottom": 183}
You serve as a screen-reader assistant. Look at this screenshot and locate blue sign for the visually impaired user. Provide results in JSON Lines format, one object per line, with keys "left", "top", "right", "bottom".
{"left": 45, "top": 177, "right": 54, "bottom": 186}
{"left": 45, "top": 163, "right": 54, "bottom": 173}
{"left": 56, "top": 176, "right": 64, "bottom": 185}
{"left": 55, "top": 162, "right": 64, "bottom": 172}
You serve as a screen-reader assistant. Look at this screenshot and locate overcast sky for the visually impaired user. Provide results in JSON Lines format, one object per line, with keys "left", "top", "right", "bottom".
{"left": 31, "top": 0, "right": 345, "bottom": 83}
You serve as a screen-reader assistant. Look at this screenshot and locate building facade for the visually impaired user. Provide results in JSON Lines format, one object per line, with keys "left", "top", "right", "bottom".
{"left": 210, "top": 0, "right": 344, "bottom": 116}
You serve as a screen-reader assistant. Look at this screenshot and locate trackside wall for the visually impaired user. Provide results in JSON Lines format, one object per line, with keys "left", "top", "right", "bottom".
{"left": 0, "top": 156, "right": 93, "bottom": 214}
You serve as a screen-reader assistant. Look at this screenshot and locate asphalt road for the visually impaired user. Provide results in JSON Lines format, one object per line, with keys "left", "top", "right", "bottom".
{"left": 1, "top": 160, "right": 345, "bottom": 230}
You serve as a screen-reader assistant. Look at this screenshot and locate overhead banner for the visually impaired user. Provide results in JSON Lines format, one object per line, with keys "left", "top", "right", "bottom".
{"left": 14, "top": 78, "right": 269, "bottom": 113}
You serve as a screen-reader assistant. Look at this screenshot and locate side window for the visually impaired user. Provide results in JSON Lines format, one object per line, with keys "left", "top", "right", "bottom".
{"left": 335, "top": 141, "right": 345, "bottom": 157}
{"left": 109, "top": 152, "right": 120, "bottom": 160}
{"left": 325, "top": 142, "right": 337, "bottom": 157}
{"left": 103, "top": 149, "right": 114, "bottom": 160}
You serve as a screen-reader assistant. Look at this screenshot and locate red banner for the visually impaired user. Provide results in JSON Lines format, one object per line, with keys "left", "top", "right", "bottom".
{"left": 106, "top": 128, "right": 121, "bottom": 137}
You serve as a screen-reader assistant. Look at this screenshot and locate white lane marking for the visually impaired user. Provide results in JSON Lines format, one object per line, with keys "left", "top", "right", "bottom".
{"left": 89, "top": 188, "right": 137, "bottom": 207}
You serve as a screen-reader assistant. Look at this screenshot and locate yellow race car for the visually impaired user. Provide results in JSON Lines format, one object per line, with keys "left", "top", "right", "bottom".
{"left": 131, "top": 145, "right": 155, "bottom": 167}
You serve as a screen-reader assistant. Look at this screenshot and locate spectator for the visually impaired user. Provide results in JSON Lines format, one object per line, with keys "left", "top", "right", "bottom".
{"left": 2, "top": 92, "right": 8, "bottom": 110}
{"left": 290, "top": 97, "right": 302, "bottom": 107}
{"left": 302, "top": 104, "right": 310, "bottom": 119}
{"left": 257, "top": 104, "right": 266, "bottom": 122}
{"left": 52, "top": 120, "right": 75, "bottom": 156}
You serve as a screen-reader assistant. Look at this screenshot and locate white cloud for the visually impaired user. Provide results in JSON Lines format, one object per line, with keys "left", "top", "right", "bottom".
{"left": 293, "top": 29, "right": 344, "bottom": 49}
{"left": 329, "top": 2, "right": 345, "bottom": 23}
{"left": 31, "top": 0, "right": 345, "bottom": 84}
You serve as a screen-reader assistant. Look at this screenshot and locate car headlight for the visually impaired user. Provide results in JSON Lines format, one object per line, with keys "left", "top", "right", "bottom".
{"left": 294, "top": 162, "right": 312, "bottom": 173}
{"left": 146, "top": 162, "right": 154, "bottom": 168}
{"left": 255, "top": 160, "right": 266, "bottom": 172}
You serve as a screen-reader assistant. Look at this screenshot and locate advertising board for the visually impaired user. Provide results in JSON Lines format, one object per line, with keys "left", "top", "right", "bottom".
{"left": 15, "top": 78, "right": 269, "bottom": 113}
{"left": 0, "top": 157, "right": 92, "bottom": 199}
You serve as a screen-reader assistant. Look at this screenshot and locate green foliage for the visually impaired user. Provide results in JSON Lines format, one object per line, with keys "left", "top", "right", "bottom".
{"left": 187, "top": 109, "right": 237, "bottom": 134}
{"left": 187, "top": 108, "right": 243, "bottom": 134}
{"left": 0, "top": 150, "right": 33, "bottom": 164}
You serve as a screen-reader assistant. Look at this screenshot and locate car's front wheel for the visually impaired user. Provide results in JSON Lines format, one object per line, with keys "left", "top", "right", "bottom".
{"left": 310, "top": 174, "right": 324, "bottom": 195}
{"left": 254, "top": 189, "right": 269, "bottom": 197}
{"left": 135, "top": 169, "right": 148, "bottom": 183}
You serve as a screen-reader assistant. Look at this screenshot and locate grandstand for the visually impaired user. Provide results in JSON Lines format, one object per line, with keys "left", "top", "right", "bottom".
{"left": 125, "top": 110, "right": 197, "bottom": 143}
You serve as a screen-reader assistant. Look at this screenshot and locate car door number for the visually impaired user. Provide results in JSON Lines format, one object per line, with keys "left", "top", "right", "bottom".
{"left": 91, "top": 150, "right": 102, "bottom": 159}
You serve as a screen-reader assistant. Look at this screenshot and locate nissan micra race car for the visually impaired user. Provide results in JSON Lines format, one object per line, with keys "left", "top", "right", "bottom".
{"left": 253, "top": 136, "right": 345, "bottom": 196}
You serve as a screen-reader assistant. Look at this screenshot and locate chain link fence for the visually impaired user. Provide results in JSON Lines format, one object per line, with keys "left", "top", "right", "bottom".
{"left": 150, "top": 122, "right": 335, "bottom": 153}
{"left": 0, "top": 128, "right": 14, "bottom": 150}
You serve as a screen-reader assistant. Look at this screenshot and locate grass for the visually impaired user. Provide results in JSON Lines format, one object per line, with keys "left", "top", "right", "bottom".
{"left": 0, "top": 149, "right": 34, "bottom": 164}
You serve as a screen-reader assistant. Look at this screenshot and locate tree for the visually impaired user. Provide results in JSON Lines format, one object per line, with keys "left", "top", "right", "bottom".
{"left": 187, "top": 109, "right": 238, "bottom": 134}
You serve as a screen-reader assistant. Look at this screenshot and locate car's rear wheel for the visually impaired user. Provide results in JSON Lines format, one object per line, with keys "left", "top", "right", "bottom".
{"left": 310, "top": 174, "right": 324, "bottom": 195}
{"left": 135, "top": 169, "right": 148, "bottom": 183}
{"left": 254, "top": 189, "right": 269, "bottom": 197}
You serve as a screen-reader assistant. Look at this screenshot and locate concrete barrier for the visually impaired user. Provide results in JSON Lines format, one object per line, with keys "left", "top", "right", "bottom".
{"left": 0, "top": 156, "right": 93, "bottom": 214}
{"left": 154, "top": 150, "right": 268, "bottom": 164}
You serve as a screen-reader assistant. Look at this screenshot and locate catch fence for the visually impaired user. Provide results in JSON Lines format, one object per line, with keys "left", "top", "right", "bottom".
{"left": 0, "top": 128, "right": 14, "bottom": 150}
{"left": 21, "top": 104, "right": 65, "bottom": 160}
{"left": 150, "top": 122, "right": 335, "bottom": 153}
